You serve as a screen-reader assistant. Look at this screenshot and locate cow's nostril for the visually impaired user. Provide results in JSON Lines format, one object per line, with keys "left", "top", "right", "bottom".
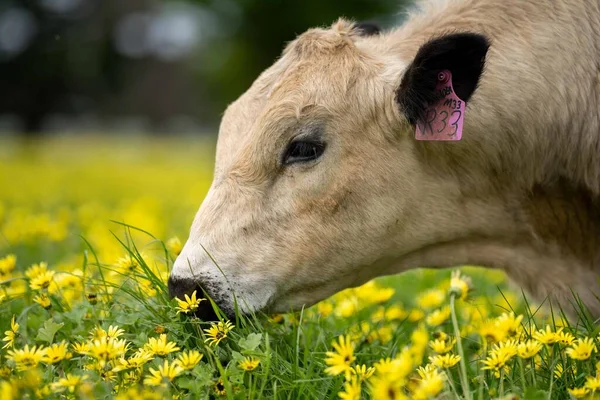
{"left": 167, "top": 276, "right": 197, "bottom": 302}
{"left": 194, "top": 298, "right": 219, "bottom": 321}
{"left": 167, "top": 276, "right": 220, "bottom": 321}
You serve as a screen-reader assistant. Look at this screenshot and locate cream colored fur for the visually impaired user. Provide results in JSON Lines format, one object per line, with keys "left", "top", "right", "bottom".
{"left": 171, "top": 0, "right": 600, "bottom": 318}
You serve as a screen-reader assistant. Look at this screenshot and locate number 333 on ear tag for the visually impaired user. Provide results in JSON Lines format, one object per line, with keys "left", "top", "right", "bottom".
{"left": 415, "top": 70, "right": 465, "bottom": 141}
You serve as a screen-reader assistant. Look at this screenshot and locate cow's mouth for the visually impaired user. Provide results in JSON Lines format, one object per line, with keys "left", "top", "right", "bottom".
{"left": 167, "top": 276, "right": 227, "bottom": 321}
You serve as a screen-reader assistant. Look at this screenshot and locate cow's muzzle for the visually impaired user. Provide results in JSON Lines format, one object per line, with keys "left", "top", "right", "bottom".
{"left": 167, "top": 276, "right": 219, "bottom": 321}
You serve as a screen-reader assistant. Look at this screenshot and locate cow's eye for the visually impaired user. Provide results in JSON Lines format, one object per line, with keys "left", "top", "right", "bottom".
{"left": 282, "top": 140, "right": 326, "bottom": 165}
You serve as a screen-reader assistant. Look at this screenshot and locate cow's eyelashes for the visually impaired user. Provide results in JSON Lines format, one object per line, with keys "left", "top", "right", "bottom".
{"left": 282, "top": 140, "right": 326, "bottom": 165}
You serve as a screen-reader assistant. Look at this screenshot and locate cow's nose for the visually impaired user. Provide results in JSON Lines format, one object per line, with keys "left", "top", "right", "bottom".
{"left": 168, "top": 276, "right": 219, "bottom": 321}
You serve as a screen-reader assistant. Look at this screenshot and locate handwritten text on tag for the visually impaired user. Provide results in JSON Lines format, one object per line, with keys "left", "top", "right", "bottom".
{"left": 415, "top": 70, "right": 466, "bottom": 141}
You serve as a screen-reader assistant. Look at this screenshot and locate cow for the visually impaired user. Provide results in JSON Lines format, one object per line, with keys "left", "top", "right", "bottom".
{"left": 168, "top": 0, "right": 600, "bottom": 320}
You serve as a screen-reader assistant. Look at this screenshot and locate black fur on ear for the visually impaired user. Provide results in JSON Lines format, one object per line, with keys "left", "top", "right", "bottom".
{"left": 354, "top": 21, "right": 381, "bottom": 37}
{"left": 395, "top": 32, "right": 490, "bottom": 125}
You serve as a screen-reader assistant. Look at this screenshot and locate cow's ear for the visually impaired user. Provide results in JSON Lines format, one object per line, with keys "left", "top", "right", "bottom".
{"left": 395, "top": 32, "right": 490, "bottom": 125}
{"left": 354, "top": 22, "right": 381, "bottom": 36}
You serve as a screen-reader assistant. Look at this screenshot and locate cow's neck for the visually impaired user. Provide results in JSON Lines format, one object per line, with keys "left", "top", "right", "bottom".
{"left": 395, "top": 181, "right": 600, "bottom": 316}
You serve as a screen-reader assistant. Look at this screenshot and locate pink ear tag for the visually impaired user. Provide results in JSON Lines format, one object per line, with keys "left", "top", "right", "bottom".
{"left": 415, "top": 70, "right": 465, "bottom": 141}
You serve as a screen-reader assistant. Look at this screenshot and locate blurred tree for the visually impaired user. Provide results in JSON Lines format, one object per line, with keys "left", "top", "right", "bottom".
{"left": 189, "top": 0, "right": 403, "bottom": 126}
{"left": 0, "top": 0, "right": 124, "bottom": 136}
{"left": 0, "top": 0, "right": 405, "bottom": 135}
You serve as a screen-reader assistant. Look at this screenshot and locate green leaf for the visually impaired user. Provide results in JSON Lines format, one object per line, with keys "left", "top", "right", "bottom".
{"left": 115, "top": 313, "right": 140, "bottom": 327}
{"left": 229, "top": 369, "right": 244, "bottom": 384}
{"left": 231, "top": 350, "right": 245, "bottom": 362}
{"left": 523, "top": 388, "right": 548, "bottom": 400}
{"left": 35, "top": 320, "right": 64, "bottom": 344}
{"left": 191, "top": 363, "right": 215, "bottom": 387}
{"left": 63, "top": 307, "right": 86, "bottom": 323}
{"left": 178, "top": 377, "right": 209, "bottom": 395}
{"left": 238, "top": 333, "right": 262, "bottom": 351}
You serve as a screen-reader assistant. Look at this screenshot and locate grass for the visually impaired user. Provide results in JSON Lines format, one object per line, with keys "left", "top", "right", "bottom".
{"left": 1, "top": 135, "right": 599, "bottom": 399}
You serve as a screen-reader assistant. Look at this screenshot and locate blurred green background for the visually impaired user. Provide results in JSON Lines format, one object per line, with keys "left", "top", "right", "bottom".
{"left": 0, "top": 0, "right": 409, "bottom": 136}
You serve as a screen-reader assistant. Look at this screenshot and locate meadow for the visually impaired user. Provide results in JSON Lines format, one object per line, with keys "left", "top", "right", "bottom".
{"left": 1, "top": 135, "right": 599, "bottom": 400}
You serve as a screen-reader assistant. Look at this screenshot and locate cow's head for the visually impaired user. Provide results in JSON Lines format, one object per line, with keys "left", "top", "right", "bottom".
{"left": 168, "top": 19, "right": 489, "bottom": 319}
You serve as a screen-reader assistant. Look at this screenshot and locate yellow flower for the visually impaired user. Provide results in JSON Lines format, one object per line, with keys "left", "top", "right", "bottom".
{"left": 533, "top": 325, "right": 560, "bottom": 345}
{"left": 316, "top": 301, "right": 334, "bottom": 317}
{"left": 72, "top": 341, "right": 91, "bottom": 355}
{"left": 413, "top": 367, "right": 445, "bottom": 400}
{"left": 339, "top": 376, "right": 361, "bottom": 400}
{"left": 481, "top": 350, "right": 512, "bottom": 376}
{"left": 449, "top": 270, "right": 471, "bottom": 300}
{"left": 214, "top": 378, "right": 227, "bottom": 396}
{"left": 238, "top": 356, "right": 260, "bottom": 371}
{"left": 114, "top": 253, "right": 146, "bottom": 273}
{"left": 115, "top": 349, "right": 154, "bottom": 371}
{"left": 115, "top": 386, "right": 162, "bottom": 400}
{"left": 325, "top": 335, "right": 356, "bottom": 378}
{"left": 86, "top": 337, "right": 129, "bottom": 364}
{"left": 25, "top": 262, "right": 49, "bottom": 279}
{"left": 51, "top": 373, "right": 87, "bottom": 393}
{"left": 0, "top": 254, "right": 16, "bottom": 278}
{"left": 352, "top": 364, "right": 375, "bottom": 381}
{"left": 367, "top": 325, "right": 393, "bottom": 344}
{"left": 416, "top": 289, "right": 446, "bottom": 309}
{"left": 355, "top": 281, "right": 395, "bottom": 304}
{"left": 490, "top": 340, "right": 518, "bottom": 359}
{"left": 429, "top": 337, "right": 456, "bottom": 354}
{"left": 568, "top": 387, "right": 590, "bottom": 398}
{"left": 554, "top": 363, "right": 568, "bottom": 379}
{"left": 408, "top": 309, "right": 425, "bottom": 322}
{"left": 33, "top": 293, "right": 52, "bottom": 309}
{"left": 425, "top": 306, "right": 451, "bottom": 327}
{"left": 269, "top": 314, "right": 285, "bottom": 324}
{"left": 29, "top": 270, "right": 55, "bottom": 290}
{"left": 144, "top": 334, "right": 180, "bottom": 356}
{"left": 517, "top": 340, "right": 542, "bottom": 359}
{"left": 411, "top": 324, "right": 429, "bottom": 348}
{"left": 566, "top": 338, "right": 597, "bottom": 361}
{"left": 19, "top": 368, "right": 42, "bottom": 388}
{"left": 369, "top": 375, "right": 407, "bottom": 400}
{"left": 0, "top": 381, "right": 16, "bottom": 400}
{"left": 374, "top": 353, "right": 413, "bottom": 381}
{"left": 555, "top": 330, "right": 575, "bottom": 346}
{"left": 384, "top": 305, "right": 407, "bottom": 321}
{"left": 144, "top": 360, "right": 184, "bottom": 387}
{"left": 166, "top": 237, "right": 183, "bottom": 255}
{"left": 494, "top": 312, "right": 523, "bottom": 338}
{"left": 0, "top": 365, "right": 11, "bottom": 378}
{"left": 6, "top": 345, "right": 47, "bottom": 371}
{"left": 2, "top": 316, "right": 19, "bottom": 349}
{"left": 203, "top": 321, "right": 234, "bottom": 347}
{"left": 176, "top": 350, "right": 203, "bottom": 370}
{"left": 478, "top": 319, "right": 505, "bottom": 343}
{"left": 336, "top": 296, "right": 360, "bottom": 318}
{"left": 416, "top": 364, "right": 438, "bottom": 379}
{"left": 122, "top": 370, "right": 140, "bottom": 385}
{"left": 90, "top": 326, "right": 107, "bottom": 341}
{"left": 585, "top": 375, "right": 600, "bottom": 392}
{"left": 429, "top": 353, "right": 461, "bottom": 368}
{"left": 374, "top": 357, "right": 394, "bottom": 374}
{"left": 105, "top": 325, "right": 125, "bottom": 340}
{"left": 44, "top": 341, "right": 71, "bottom": 364}
{"left": 35, "top": 385, "right": 51, "bottom": 398}
{"left": 175, "top": 290, "right": 205, "bottom": 315}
